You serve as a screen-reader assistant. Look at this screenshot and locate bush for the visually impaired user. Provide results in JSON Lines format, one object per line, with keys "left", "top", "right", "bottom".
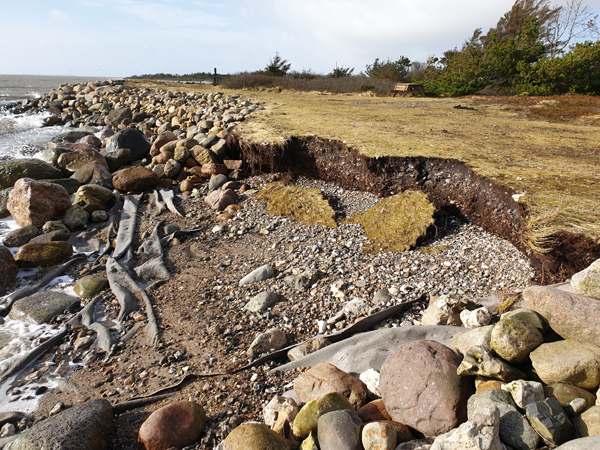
{"left": 365, "top": 57, "right": 411, "bottom": 82}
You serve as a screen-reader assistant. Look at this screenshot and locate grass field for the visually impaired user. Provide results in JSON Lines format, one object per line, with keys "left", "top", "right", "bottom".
{"left": 127, "top": 80, "right": 600, "bottom": 245}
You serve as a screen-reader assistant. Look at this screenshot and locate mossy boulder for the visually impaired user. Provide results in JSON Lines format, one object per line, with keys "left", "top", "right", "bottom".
{"left": 222, "top": 423, "right": 293, "bottom": 450}
{"left": 490, "top": 318, "right": 543, "bottom": 363}
{"left": 74, "top": 275, "right": 108, "bottom": 299}
{"left": 14, "top": 241, "right": 73, "bottom": 268}
{"left": 0, "top": 159, "right": 63, "bottom": 189}
{"left": 293, "top": 392, "right": 354, "bottom": 440}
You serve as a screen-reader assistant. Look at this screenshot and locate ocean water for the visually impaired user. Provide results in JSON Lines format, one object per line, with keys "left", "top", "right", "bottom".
{"left": 0, "top": 74, "right": 111, "bottom": 412}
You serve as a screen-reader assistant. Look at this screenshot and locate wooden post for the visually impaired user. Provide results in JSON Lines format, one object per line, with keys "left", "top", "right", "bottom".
{"left": 213, "top": 68, "right": 217, "bottom": 86}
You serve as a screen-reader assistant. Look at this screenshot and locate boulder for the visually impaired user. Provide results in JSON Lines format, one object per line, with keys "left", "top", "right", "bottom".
{"left": 104, "top": 106, "right": 132, "bottom": 127}
{"left": 56, "top": 148, "right": 108, "bottom": 173}
{"left": 239, "top": 264, "right": 275, "bottom": 286}
{"left": 317, "top": 409, "right": 363, "bottom": 450}
{"left": 0, "top": 190, "right": 9, "bottom": 219}
{"left": 209, "top": 173, "right": 228, "bottom": 191}
{"left": 523, "top": 286, "right": 600, "bottom": 347}
{"left": 530, "top": 340, "right": 600, "bottom": 390}
{"left": 431, "top": 405, "right": 502, "bottom": 450}
{"left": 294, "top": 362, "right": 369, "bottom": 409}
{"left": 357, "top": 399, "right": 392, "bottom": 423}
{"left": 263, "top": 396, "right": 298, "bottom": 429}
{"left": 14, "top": 241, "right": 73, "bottom": 268}
{"left": 244, "top": 290, "right": 279, "bottom": 312}
{"left": 449, "top": 325, "right": 493, "bottom": 356}
{"left": 420, "top": 295, "right": 468, "bottom": 326}
{"left": 3, "top": 399, "right": 112, "bottom": 450}
{"left": 2, "top": 225, "right": 38, "bottom": 247}
{"left": 149, "top": 131, "right": 177, "bottom": 156}
{"left": 222, "top": 422, "right": 293, "bottom": 450}
{"left": 526, "top": 398, "right": 575, "bottom": 446}
{"left": 7, "top": 178, "right": 71, "bottom": 228}
{"left": 63, "top": 204, "right": 90, "bottom": 229}
{"left": 545, "top": 383, "right": 597, "bottom": 409}
{"left": 555, "top": 436, "right": 600, "bottom": 449}
{"left": 288, "top": 338, "right": 332, "bottom": 362}
{"left": 0, "top": 158, "right": 63, "bottom": 189}
{"left": 71, "top": 162, "right": 112, "bottom": 185}
{"left": 247, "top": 328, "right": 287, "bottom": 358}
{"left": 9, "top": 291, "right": 79, "bottom": 324}
{"left": 0, "top": 246, "right": 18, "bottom": 292}
{"left": 501, "top": 380, "right": 544, "bottom": 409}
{"left": 468, "top": 389, "right": 539, "bottom": 450}
{"left": 106, "top": 128, "right": 151, "bottom": 161}
{"left": 163, "top": 159, "right": 181, "bottom": 178}
{"left": 293, "top": 392, "right": 354, "bottom": 440}
{"left": 42, "top": 177, "right": 81, "bottom": 195}
{"left": 204, "top": 189, "right": 237, "bottom": 211}
{"left": 575, "top": 405, "right": 600, "bottom": 437}
{"left": 50, "top": 130, "right": 93, "bottom": 145}
{"left": 380, "top": 340, "right": 470, "bottom": 437}
{"left": 76, "top": 184, "right": 113, "bottom": 206}
{"left": 74, "top": 275, "right": 108, "bottom": 299}
{"left": 490, "top": 318, "right": 543, "bottom": 363}
{"left": 571, "top": 259, "right": 600, "bottom": 300}
{"left": 29, "top": 230, "right": 70, "bottom": 244}
{"left": 104, "top": 148, "right": 131, "bottom": 173}
{"left": 502, "top": 308, "right": 546, "bottom": 332}
{"left": 138, "top": 401, "right": 206, "bottom": 450}
{"left": 362, "top": 422, "right": 397, "bottom": 450}
{"left": 112, "top": 166, "right": 159, "bottom": 192}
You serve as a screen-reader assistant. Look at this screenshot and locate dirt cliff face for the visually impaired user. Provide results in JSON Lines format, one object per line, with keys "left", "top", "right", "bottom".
{"left": 228, "top": 134, "right": 600, "bottom": 284}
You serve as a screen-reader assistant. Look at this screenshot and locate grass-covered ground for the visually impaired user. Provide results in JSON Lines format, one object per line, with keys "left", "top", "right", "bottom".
{"left": 126, "top": 80, "right": 600, "bottom": 247}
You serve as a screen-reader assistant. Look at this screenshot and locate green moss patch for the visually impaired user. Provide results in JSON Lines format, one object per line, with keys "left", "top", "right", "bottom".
{"left": 255, "top": 182, "right": 337, "bottom": 228}
{"left": 347, "top": 190, "right": 435, "bottom": 253}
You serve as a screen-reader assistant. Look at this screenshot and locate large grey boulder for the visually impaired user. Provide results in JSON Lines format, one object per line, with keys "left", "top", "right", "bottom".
{"left": 0, "top": 159, "right": 63, "bottom": 189}
{"left": 9, "top": 291, "right": 80, "bottom": 324}
{"left": 523, "top": 286, "right": 600, "bottom": 347}
{"left": 106, "top": 128, "right": 150, "bottom": 161}
{"left": 526, "top": 398, "right": 575, "bottom": 446}
{"left": 380, "top": 340, "right": 470, "bottom": 437}
{"left": 4, "top": 399, "right": 112, "bottom": 450}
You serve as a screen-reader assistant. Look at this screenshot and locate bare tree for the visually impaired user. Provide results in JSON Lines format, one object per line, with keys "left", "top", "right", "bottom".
{"left": 548, "top": 0, "right": 599, "bottom": 57}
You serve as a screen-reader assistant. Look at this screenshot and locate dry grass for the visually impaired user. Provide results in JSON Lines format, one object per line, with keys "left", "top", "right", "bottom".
{"left": 346, "top": 190, "right": 436, "bottom": 253}
{"left": 254, "top": 182, "right": 337, "bottom": 228}
{"left": 126, "top": 80, "right": 600, "bottom": 245}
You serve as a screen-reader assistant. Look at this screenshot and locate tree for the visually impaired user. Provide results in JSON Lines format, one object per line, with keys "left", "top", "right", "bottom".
{"left": 365, "top": 57, "right": 411, "bottom": 82}
{"left": 328, "top": 64, "right": 354, "bottom": 78}
{"left": 547, "top": 0, "right": 599, "bottom": 57}
{"left": 263, "top": 52, "right": 291, "bottom": 77}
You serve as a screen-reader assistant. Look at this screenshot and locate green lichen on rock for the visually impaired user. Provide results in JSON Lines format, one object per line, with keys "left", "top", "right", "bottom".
{"left": 255, "top": 182, "right": 337, "bottom": 228}
{"left": 346, "top": 190, "right": 435, "bottom": 253}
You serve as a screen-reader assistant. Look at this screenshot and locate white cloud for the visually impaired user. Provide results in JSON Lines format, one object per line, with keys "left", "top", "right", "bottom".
{"left": 50, "top": 9, "right": 70, "bottom": 21}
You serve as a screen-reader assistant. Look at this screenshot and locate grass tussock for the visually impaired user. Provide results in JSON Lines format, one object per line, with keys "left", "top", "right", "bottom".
{"left": 255, "top": 182, "right": 337, "bottom": 228}
{"left": 347, "top": 190, "right": 435, "bottom": 253}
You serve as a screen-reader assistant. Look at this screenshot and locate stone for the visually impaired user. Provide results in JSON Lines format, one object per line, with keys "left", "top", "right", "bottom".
{"left": 431, "top": 405, "right": 502, "bottom": 450}
{"left": 201, "top": 162, "right": 228, "bottom": 176}
{"left": 43, "top": 177, "right": 81, "bottom": 195}
{"left": 91, "top": 210, "right": 109, "bottom": 223}
{"left": 288, "top": 338, "right": 331, "bottom": 362}
{"left": 9, "top": 291, "right": 79, "bottom": 324}
{"left": 7, "top": 178, "right": 71, "bottom": 228}
{"left": 63, "top": 204, "right": 90, "bottom": 229}
{"left": 138, "top": 401, "right": 206, "bottom": 450}
{"left": 575, "top": 405, "right": 600, "bottom": 436}
{"left": 284, "top": 269, "right": 322, "bottom": 292}
{"left": 502, "top": 308, "right": 546, "bottom": 332}
{"left": 0, "top": 190, "right": 9, "bottom": 219}
{"left": 28, "top": 229, "right": 69, "bottom": 244}
{"left": 244, "top": 290, "right": 279, "bottom": 312}
{"left": 189, "top": 145, "right": 213, "bottom": 166}
{"left": 449, "top": 325, "right": 493, "bottom": 356}
{"left": 112, "top": 166, "right": 159, "bottom": 192}
{"left": 163, "top": 159, "right": 181, "bottom": 178}
{"left": 300, "top": 433, "right": 318, "bottom": 450}
{"left": 247, "top": 328, "right": 287, "bottom": 358}
{"left": 476, "top": 380, "right": 506, "bottom": 394}
{"left": 204, "top": 189, "right": 237, "bottom": 211}
{"left": 42, "top": 220, "right": 70, "bottom": 234}
{"left": 530, "top": 340, "right": 600, "bottom": 390}
{"left": 501, "top": 380, "right": 544, "bottom": 409}
{"left": 457, "top": 345, "right": 525, "bottom": 382}
{"left": 209, "top": 173, "right": 228, "bottom": 190}
{"left": 105, "top": 106, "right": 132, "bottom": 127}
{"left": 362, "top": 421, "right": 397, "bottom": 450}
{"left": 263, "top": 396, "right": 298, "bottom": 429}
{"left": 490, "top": 318, "right": 543, "bottom": 363}
{"left": 149, "top": 131, "right": 177, "bottom": 156}
{"left": 555, "top": 436, "right": 600, "bottom": 449}
{"left": 211, "top": 138, "right": 227, "bottom": 157}
{"left": 523, "top": 286, "right": 600, "bottom": 347}
{"left": 77, "top": 134, "right": 102, "bottom": 148}
{"left": 293, "top": 392, "right": 354, "bottom": 440}
{"left": 173, "top": 146, "right": 189, "bottom": 163}
{"left": 3, "top": 399, "right": 112, "bottom": 450}
{"left": 104, "top": 148, "right": 131, "bottom": 173}
{"left": 76, "top": 184, "right": 113, "bottom": 206}
{"left": 239, "top": 264, "right": 275, "bottom": 286}
{"left": 359, "top": 368, "right": 381, "bottom": 398}
{"left": 572, "top": 259, "right": 600, "bottom": 300}
{"left": 0, "top": 158, "right": 63, "bottom": 189}
{"left": 2, "top": 224, "right": 38, "bottom": 247}
{"left": 50, "top": 130, "right": 93, "bottom": 145}
{"left": 526, "top": 398, "right": 575, "bottom": 446}
{"left": 74, "top": 275, "right": 108, "bottom": 299}
{"left": 545, "top": 383, "right": 597, "bottom": 409}
{"left": 420, "top": 295, "right": 469, "bottom": 326}
{"left": 468, "top": 389, "right": 539, "bottom": 450}
{"left": 106, "top": 128, "right": 151, "bottom": 161}
{"left": 294, "top": 362, "right": 369, "bottom": 409}
{"left": 373, "top": 288, "right": 392, "bottom": 305}
{"left": 222, "top": 422, "right": 293, "bottom": 450}
{"left": 396, "top": 439, "right": 435, "bottom": 450}
{"left": 14, "top": 241, "right": 73, "bottom": 268}
{"left": 56, "top": 148, "right": 108, "bottom": 173}
{"left": 568, "top": 398, "right": 589, "bottom": 416}
{"left": 461, "top": 307, "right": 492, "bottom": 328}
{"left": 0, "top": 246, "right": 18, "bottom": 291}
{"left": 71, "top": 162, "right": 112, "bottom": 185}
{"left": 317, "top": 409, "right": 363, "bottom": 450}
{"left": 357, "top": 399, "right": 392, "bottom": 423}
{"left": 380, "top": 340, "right": 470, "bottom": 437}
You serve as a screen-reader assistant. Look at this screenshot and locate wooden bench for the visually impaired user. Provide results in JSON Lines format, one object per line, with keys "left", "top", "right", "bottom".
{"left": 392, "top": 83, "right": 426, "bottom": 97}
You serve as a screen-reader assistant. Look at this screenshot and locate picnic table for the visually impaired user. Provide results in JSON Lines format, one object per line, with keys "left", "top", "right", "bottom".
{"left": 392, "top": 83, "right": 426, "bottom": 97}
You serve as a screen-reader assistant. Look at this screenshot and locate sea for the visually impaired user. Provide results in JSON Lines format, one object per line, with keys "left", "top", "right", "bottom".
{"left": 0, "top": 74, "right": 113, "bottom": 413}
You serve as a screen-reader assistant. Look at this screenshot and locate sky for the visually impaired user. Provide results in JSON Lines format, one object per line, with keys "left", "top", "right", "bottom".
{"left": 2, "top": 0, "right": 600, "bottom": 78}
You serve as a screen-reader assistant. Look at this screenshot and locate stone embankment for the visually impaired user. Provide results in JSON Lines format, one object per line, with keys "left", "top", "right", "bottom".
{"left": 1, "top": 80, "right": 600, "bottom": 449}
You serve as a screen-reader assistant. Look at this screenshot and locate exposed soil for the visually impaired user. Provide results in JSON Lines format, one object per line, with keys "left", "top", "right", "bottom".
{"left": 229, "top": 134, "right": 600, "bottom": 283}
